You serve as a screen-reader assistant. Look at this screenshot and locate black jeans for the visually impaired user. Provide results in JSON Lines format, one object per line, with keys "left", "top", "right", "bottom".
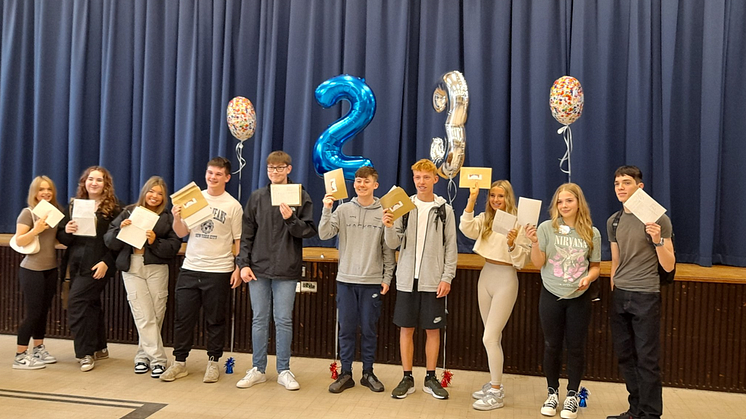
{"left": 539, "top": 285, "right": 591, "bottom": 392}
{"left": 17, "top": 267, "right": 58, "bottom": 345}
{"left": 172, "top": 269, "right": 231, "bottom": 362}
{"left": 609, "top": 288, "right": 662, "bottom": 419}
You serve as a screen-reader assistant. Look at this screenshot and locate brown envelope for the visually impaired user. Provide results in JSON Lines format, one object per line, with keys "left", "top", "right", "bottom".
{"left": 380, "top": 186, "right": 416, "bottom": 221}
{"left": 323, "top": 168, "right": 348, "bottom": 200}
{"left": 459, "top": 167, "right": 492, "bottom": 189}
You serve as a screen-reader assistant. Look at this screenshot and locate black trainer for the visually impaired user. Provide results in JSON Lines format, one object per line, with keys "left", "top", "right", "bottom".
{"left": 606, "top": 412, "right": 634, "bottom": 419}
{"left": 423, "top": 375, "right": 449, "bottom": 399}
{"left": 328, "top": 372, "right": 354, "bottom": 393}
{"left": 391, "top": 376, "right": 415, "bottom": 399}
{"left": 360, "top": 370, "right": 384, "bottom": 392}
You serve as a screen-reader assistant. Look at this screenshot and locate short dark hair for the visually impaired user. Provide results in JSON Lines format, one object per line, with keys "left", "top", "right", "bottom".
{"left": 267, "top": 151, "right": 292, "bottom": 166}
{"left": 355, "top": 166, "right": 378, "bottom": 182}
{"left": 614, "top": 165, "right": 642, "bottom": 183}
{"left": 207, "top": 156, "right": 232, "bottom": 173}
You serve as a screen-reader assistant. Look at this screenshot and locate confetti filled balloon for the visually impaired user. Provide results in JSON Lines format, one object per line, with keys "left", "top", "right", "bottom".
{"left": 226, "top": 96, "right": 256, "bottom": 141}
{"left": 549, "top": 76, "right": 584, "bottom": 126}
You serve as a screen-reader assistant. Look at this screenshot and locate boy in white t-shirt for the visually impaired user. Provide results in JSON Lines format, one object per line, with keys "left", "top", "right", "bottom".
{"left": 160, "top": 157, "right": 243, "bottom": 384}
{"left": 382, "top": 159, "right": 457, "bottom": 400}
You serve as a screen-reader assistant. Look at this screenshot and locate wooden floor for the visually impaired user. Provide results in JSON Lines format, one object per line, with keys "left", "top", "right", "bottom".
{"left": 2, "top": 336, "right": 741, "bottom": 419}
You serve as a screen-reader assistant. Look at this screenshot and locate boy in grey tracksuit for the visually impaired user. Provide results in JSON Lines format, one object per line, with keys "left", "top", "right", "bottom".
{"left": 319, "top": 166, "right": 395, "bottom": 394}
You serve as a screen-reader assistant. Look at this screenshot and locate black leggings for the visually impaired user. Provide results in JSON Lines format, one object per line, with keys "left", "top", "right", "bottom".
{"left": 539, "top": 285, "right": 591, "bottom": 392}
{"left": 17, "top": 267, "right": 58, "bottom": 346}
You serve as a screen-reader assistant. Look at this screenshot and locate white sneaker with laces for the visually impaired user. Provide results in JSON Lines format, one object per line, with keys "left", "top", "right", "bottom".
{"left": 471, "top": 382, "right": 491, "bottom": 399}
{"left": 203, "top": 358, "right": 220, "bottom": 383}
{"left": 541, "top": 387, "right": 559, "bottom": 417}
{"left": 560, "top": 391, "right": 579, "bottom": 419}
{"left": 13, "top": 352, "right": 46, "bottom": 370}
{"left": 236, "top": 367, "right": 267, "bottom": 388}
{"left": 79, "top": 355, "right": 95, "bottom": 372}
{"left": 33, "top": 344, "right": 57, "bottom": 364}
{"left": 472, "top": 386, "right": 505, "bottom": 411}
{"left": 160, "top": 361, "right": 188, "bottom": 382}
{"left": 277, "top": 370, "right": 300, "bottom": 390}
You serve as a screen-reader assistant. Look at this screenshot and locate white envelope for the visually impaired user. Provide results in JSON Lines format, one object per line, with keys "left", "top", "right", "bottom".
{"left": 116, "top": 206, "right": 160, "bottom": 249}
{"left": 624, "top": 188, "right": 667, "bottom": 224}
{"left": 491, "top": 209, "right": 517, "bottom": 236}
{"left": 32, "top": 199, "right": 65, "bottom": 228}
{"left": 72, "top": 199, "right": 96, "bottom": 237}
{"left": 517, "top": 197, "right": 542, "bottom": 228}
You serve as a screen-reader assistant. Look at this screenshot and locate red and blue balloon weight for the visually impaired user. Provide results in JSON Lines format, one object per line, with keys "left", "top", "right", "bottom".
{"left": 313, "top": 74, "right": 376, "bottom": 181}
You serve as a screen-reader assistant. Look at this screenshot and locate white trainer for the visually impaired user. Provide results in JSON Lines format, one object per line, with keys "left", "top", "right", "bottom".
{"left": 236, "top": 367, "right": 267, "bottom": 388}
{"left": 277, "top": 370, "right": 300, "bottom": 390}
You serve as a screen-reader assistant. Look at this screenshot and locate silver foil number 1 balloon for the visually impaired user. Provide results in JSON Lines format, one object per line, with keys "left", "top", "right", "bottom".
{"left": 430, "top": 71, "right": 469, "bottom": 179}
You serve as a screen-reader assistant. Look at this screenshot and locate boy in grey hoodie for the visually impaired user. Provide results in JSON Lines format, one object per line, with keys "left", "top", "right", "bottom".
{"left": 319, "top": 166, "right": 395, "bottom": 394}
{"left": 382, "top": 159, "right": 458, "bottom": 400}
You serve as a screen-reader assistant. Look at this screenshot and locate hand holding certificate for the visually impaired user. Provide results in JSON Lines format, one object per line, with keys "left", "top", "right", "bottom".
{"left": 517, "top": 197, "right": 542, "bottom": 228}
{"left": 116, "top": 206, "right": 160, "bottom": 249}
{"left": 323, "top": 168, "right": 348, "bottom": 201}
{"left": 491, "top": 209, "right": 517, "bottom": 235}
{"left": 171, "top": 182, "right": 212, "bottom": 229}
{"left": 623, "top": 188, "right": 667, "bottom": 224}
{"left": 459, "top": 167, "right": 492, "bottom": 189}
{"left": 32, "top": 199, "right": 65, "bottom": 228}
{"left": 72, "top": 199, "right": 96, "bottom": 236}
{"left": 380, "top": 186, "right": 415, "bottom": 221}
{"left": 270, "top": 184, "right": 302, "bottom": 206}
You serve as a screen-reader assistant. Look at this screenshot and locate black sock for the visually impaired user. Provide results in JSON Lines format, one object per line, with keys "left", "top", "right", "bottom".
{"left": 403, "top": 371, "right": 413, "bottom": 378}
{"left": 426, "top": 370, "right": 436, "bottom": 379}
{"left": 16, "top": 352, "right": 25, "bottom": 356}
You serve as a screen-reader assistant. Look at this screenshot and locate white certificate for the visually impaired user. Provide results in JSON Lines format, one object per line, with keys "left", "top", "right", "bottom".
{"left": 271, "top": 184, "right": 302, "bottom": 206}
{"left": 491, "top": 209, "right": 517, "bottom": 236}
{"left": 72, "top": 199, "right": 96, "bottom": 236}
{"left": 117, "top": 206, "right": 160, "bottom": 249}
{"left": 32, "top": 199, "right": 65, "bottom": 228}
{"left": 517, "top": 197, "right": 543, "bottom": 228}
{"left": 624, "top": 188, "right": 667, "bottom": 224}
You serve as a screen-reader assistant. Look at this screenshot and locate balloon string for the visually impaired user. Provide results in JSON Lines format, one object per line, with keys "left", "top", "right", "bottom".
{"left": 447, "top": 176, "right": 458, "bottom": 206}
{"left": 234, "top": 141, "right": 246, "bottom": 201}
{"left": 558, "top": 125, "right": 573, "bottom": 183}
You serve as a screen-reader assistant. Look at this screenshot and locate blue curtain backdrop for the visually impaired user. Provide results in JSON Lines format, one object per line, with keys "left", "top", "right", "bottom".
{"left": 1, "top": 0, "right": 744, "bottom": 267}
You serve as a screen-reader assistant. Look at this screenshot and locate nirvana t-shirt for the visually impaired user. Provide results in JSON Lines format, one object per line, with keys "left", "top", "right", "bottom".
{"left": 537, "top": 219, "right": 601, "bottom": 298}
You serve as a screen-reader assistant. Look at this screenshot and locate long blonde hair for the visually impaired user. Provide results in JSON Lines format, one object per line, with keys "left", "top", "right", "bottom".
{"left": 482, "top": 180, "right": 517, "bottom": 240}
{"left": 135, "top": 176, "right": 168, "bottom": 215}
{"left": 27, "top": 175, "right": 60, "bottom": 209}
{"left": 549, "top": 183, "right": 595, "bottom": 253}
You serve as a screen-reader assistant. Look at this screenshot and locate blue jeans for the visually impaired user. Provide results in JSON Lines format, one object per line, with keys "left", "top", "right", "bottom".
{"left": 249, "top": 278, "right": 298, "bottom": 373}
{"left": 609, "top": 288, "right": 662, "bottom": 419}
{"left": 336, "top": 282, "right": 383, "bottom": 372}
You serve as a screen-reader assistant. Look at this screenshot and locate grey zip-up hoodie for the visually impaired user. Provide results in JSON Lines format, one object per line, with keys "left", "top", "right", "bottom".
{"left": 384, "top": 194, "right": 458, "bottom": 292}
{"left": 319, "top": 197, "right": 395, "bottom": 285}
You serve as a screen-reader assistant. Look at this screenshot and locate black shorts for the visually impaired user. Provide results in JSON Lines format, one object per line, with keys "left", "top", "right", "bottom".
{"left": 393, "top": 281, "right": 447, "bottom": 329}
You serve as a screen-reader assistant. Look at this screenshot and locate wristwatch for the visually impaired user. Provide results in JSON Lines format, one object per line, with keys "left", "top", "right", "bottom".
{"left": 653, "top": 238, "right": 665, "bottom": 247}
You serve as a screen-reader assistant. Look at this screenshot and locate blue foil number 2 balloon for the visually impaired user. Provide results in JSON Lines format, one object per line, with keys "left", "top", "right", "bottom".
{"left": 313, "top": 75, "right": 376, "bottom": 181}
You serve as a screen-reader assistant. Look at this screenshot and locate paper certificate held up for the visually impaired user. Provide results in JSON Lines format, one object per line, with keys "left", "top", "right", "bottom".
{"left": 32, "top": 199, "right": 65, "bottom": 228}
{"left": 458, "top": 167, "right": 493, "bottom": 189}
{"left": 171, "top": 182, "right": 212, "bottom": 230}
{"left": 491, "top": 209, "right": 517, "bottom": 236}
{"left": 72, "top": 199, "right": 96, "bottom": 237}
{"left": 271, "top": 183, "right": 302, "bottom": 206}
{"left": 517, "top": 197, "right": 543, "bottom": 228}
{"left": 323, "top": 168, "right": 348, "bottom": 201}
{"left": 116, "top": 206, "right": 160, "bottom": 249}
{"left": 380, "top": 186, "right": 415, "bottom": 221}
{"left": 624, "top": 188, "right": 667, "bottom": 224}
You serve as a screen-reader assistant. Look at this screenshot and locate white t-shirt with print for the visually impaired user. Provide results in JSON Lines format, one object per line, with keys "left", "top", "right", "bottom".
{"left": 182, "top": 190, "right": 243, "bottom": 273}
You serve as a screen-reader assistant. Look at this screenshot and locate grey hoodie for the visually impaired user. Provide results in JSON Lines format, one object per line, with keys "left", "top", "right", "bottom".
{"left": 319, "top": 197, "right": 395, "bottom": 285}
{"left": 384, "top": 194, "right": 458, "bottom": 292}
